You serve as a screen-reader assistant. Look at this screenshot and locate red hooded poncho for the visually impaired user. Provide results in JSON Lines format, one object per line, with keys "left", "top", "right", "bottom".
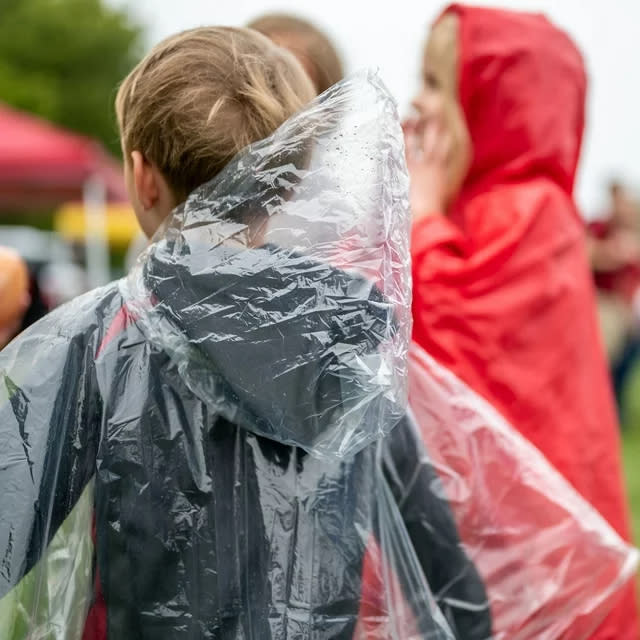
{"left": 411, "top": 5, "right": 638, "bottom": 638}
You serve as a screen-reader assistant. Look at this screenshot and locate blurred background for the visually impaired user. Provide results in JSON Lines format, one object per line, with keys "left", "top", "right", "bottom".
{"left": 1, "top": 0, "right": 639, "bottom": 535}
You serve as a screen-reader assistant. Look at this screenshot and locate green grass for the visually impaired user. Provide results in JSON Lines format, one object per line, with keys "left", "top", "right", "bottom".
{"left": 622, "top": 424, "right": 640, "bottom": 543}
{"left": 620, "top": 361, "right": 640, "bottom": 598}
{"left": 622, "top": 362, "right": 640, "bottom": 544}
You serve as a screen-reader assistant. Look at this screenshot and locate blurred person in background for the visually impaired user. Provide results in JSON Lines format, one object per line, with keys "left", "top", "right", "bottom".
{"left": 247, "top": 13, "right": 344, "bottom": 94}
{"left": 0, "top": 227, "right": 87, "bottom": 333}
{"left": 404, "top": 5, "right": 638, "bottom": 638}
{"left": 588, "top": 180, "right": 640, "bottom": 406}
{"left": 0, "top": 247, "right": 30, "bottom": 348}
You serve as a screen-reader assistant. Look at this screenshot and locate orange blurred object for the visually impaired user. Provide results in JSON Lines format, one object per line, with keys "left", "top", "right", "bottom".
{"left": 0, "top": 246, "right": 29, "bottom": 327}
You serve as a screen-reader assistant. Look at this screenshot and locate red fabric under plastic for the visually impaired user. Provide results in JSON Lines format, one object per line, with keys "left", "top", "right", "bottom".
{"left": 356, "top": 536, "right": 420, "bottom": 639}
{"left": 409, "top": 344, "right": 637, "bottom": 639}
{"left": 411, "top": 5, "right": 638, "bottom": 638}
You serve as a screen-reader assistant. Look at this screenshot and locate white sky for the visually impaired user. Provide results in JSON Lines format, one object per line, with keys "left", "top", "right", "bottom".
{"left": 107, "top": 0, "right": 640, "bottom": 217}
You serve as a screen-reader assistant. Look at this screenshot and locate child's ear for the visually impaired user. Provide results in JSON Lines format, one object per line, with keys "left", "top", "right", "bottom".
{"left": 131, "top": 150, "right": 159, "bottom": 211}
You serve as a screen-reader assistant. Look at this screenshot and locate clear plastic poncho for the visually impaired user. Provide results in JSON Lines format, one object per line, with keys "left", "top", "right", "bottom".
{"left": 0, "top": 71, "right": 635, "bottom": 640}
{"left": 0, "top": 72, "right": 478, "bottom": 640}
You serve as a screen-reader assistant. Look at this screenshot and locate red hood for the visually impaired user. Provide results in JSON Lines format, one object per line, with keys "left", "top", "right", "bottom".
{"left": 442, "top": 4, "right": 587, "bottom": 200}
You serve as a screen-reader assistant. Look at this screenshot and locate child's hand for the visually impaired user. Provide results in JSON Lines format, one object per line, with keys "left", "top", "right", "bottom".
{"left": 590, "top": 231, "right": 640, "bottom": 273}
{"left": 403, "top": 118, "right": 450, "bottom": 220}
{"left": 611, "top": 230, "right": 640, "bottom": 265}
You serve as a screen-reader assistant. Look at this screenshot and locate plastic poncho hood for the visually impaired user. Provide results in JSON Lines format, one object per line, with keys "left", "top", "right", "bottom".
{"left": 131, "top": 240, "right": 397, "bottom": 462}
{"left": 122, "top": 71, "right": 411, "bottom": 461}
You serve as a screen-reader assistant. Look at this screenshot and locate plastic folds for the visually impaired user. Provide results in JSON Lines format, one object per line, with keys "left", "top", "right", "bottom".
{"left": 409, "top": 344, "right": 638, "bottom": 639}
{"left": 0, "top": 72, "right": 463, "bottom": 639}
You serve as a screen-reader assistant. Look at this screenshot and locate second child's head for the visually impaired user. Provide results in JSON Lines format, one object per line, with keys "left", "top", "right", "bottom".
{"left": 247, "top": 14, "right": 344, "bottom": 95}
{"left": 116, "top": 27, "right": 315, "bottom": 238}
{"left": 411, "top": 5, "right": 587, "bottom": 206}
{"left": 411, "top": 13, "right": 472, "bottom": 209}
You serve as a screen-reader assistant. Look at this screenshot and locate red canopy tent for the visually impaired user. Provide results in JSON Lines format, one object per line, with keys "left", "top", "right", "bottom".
{"left": 0, "top": 103, "right": 127, "bottom": 210}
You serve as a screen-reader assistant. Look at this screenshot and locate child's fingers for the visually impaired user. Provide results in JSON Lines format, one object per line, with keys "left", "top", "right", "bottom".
{"left": 406, "top": 117, "right": 452, "bottom": 170}
{"left": 402, "top": 119, "right": 419, "bottom": 155}
{"left": 404, "top": 122, "right": 424, "bottom": 165}
{"left": 435, "top": 129, "right": 453, "bottom": 164}
{"left": 402, "top": 118, "right": 418, "bottom": 135}
{"left": 421, "top": 121, "right": 447, "bottom": 163}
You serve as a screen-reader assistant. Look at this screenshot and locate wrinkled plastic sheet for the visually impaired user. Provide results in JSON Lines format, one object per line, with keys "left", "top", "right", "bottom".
{"left": 0, "top": 72, "right": 459, "bottom": 639}
{"left": 408, "top": 344, "right": 639, "bottom": 639}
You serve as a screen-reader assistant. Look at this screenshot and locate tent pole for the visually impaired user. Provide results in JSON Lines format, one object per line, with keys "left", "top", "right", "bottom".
{"left": 83, "top": 176, "right": 110, "bottom": 289}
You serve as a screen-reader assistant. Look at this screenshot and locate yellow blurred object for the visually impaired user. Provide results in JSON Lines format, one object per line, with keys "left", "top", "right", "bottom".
{"left": 55, "top": 202, "right": 139, "bottom": 249}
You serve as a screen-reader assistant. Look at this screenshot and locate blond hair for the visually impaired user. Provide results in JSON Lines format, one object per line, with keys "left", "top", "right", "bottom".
{"left": 425, "top": 13, "right": 459, "bottom": 96}
{"left": 247, "top": 14, "right": 344, "bottom": 95}
{"left": 116, "top": 26, "right": 315, "bottom": 202}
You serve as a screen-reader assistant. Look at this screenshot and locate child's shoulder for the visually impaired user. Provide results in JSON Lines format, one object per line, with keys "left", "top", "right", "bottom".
{"left": 1, "top": 280, "right": 124, "bottom": 366}
{"left": 461, "top": 178, "right": 577, "bottom": 246}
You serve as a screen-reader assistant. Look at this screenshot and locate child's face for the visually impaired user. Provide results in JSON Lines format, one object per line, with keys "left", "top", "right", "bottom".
{"left": 411, "top": 15, "right": 471, "bottom": 205}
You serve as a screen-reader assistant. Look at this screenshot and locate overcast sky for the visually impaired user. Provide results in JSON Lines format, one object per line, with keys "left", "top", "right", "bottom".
{"left": 107, "top": 0, "right": 639, "bottom": 216}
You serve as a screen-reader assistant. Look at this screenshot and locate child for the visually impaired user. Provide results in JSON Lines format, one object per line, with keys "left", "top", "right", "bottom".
{"left": 0, "top": 27, "right": 491, "bottom": 639}
{"left": 588, "top": 181, "right": 640, "bottom": 400}
{"left": 589, "top": 181, "right": 640, "bottom": 314}
{"left": 405, "top": 5, "right": 639, "bottom": 638}
{"left": 247, "top": 13, "right": 343, "bottom": 94}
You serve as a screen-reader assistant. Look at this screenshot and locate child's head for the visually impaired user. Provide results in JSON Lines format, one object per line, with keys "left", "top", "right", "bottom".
{"left": 247, "top": 14, "right": 343, "bottom": 95}
{"left": 411, "top": 13, "right": 472, "bottom": 207}
{"left": 116, "top": 27, "right": 315, "bottom": 238}
{"left": 415, "top": 5, "right": 586, "bottom": 199}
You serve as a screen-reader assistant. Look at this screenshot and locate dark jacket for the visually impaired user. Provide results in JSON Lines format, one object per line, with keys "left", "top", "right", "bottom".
{"left": 0, "top": 242, "right": 490, "bottom": 639}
